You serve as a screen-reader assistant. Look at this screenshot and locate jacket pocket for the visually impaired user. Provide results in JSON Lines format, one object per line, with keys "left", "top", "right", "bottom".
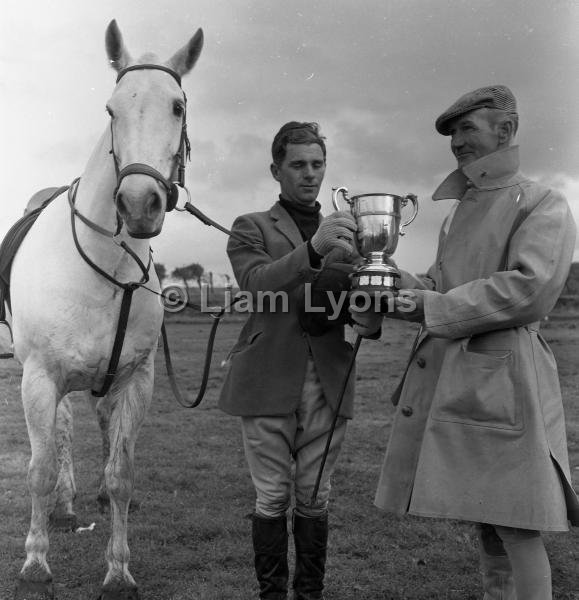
{"left": 227, "top": 330, "right": 264, "bottom": 359}
{"left": 431, "top": 338, "right": 523, "bottom": 430}
{"left": 246, "top": 331, "right": 263, "bottom": 345}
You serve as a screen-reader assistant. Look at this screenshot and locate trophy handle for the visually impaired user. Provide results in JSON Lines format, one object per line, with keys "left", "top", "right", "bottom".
{"left": 399, "top": 193, "right": 418, "bottom": 236}
{"left": 332, "top": 186, "right": 351, "bottom": 211}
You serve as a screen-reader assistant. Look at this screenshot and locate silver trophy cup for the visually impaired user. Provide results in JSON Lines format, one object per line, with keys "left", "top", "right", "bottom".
{"left": 332, "top": 187, "right": 418, "bottom": 294}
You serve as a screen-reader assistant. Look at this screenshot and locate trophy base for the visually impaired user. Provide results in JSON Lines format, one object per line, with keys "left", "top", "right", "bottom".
{"left": 349, "top": 264, "right": 400, "bottom": 314}
{"left": 350, "top": 264, "right": 400, "bottom": 294}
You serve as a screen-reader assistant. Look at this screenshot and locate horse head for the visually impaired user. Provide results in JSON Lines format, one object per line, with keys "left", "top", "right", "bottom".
{"left": 104, "top": 20, "right": 203, "bottom": 238}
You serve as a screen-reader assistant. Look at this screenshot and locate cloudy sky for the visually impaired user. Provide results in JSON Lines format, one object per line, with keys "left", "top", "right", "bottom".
{"left": 2, "top": 0, "right": 578, "bottom": 285}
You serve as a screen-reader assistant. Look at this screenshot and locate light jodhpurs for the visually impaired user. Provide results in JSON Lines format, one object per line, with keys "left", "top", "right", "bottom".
{"left": 242, "top": 357, "right": 347, "bottom": 519}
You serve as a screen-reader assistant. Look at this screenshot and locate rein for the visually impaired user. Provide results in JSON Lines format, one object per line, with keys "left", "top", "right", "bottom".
{"left": 158, "top": 294, "right": 242, "bottom": 408}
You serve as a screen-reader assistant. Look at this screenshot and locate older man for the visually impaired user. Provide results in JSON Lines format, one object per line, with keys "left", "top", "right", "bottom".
{"left": 352, "top": 85, "right": 578, "bottom": 599}
{"left": 219, "top": 122, "right": 359, "bottom": 600}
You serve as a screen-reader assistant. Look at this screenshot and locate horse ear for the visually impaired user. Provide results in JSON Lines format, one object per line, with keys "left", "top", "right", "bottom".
{"left": 166, "top": 29, "right": 204, "bottom": 77}
{"left": 105, "top": 19, "right": 132, "bottom": 72}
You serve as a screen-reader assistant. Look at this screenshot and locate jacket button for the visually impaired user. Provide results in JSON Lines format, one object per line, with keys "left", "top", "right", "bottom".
{"left": 416, "top": 356, "right": 426, "bottom": 368}
{"left": 401, "top": 406, "right": 413, "bottom": 417}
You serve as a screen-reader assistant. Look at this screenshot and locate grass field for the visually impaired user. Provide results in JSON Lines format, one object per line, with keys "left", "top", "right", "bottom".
{"left": 0, "top": 312, "right": 578, "bottom": 599}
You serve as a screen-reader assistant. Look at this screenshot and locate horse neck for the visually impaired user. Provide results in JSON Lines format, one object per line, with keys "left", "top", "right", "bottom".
{"left": 75, "top": 128, "right": 117, "bottom": 228}
{"left": 73, "top": 128, "right": 152, "bottom": 269}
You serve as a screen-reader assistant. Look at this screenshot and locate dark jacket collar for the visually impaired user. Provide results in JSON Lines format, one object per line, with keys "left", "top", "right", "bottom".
{"left": 269, "top": 200, "right": 309, "bottom": 248}
{"left": 432, "top": 145, "right": 525, "bottom": 201}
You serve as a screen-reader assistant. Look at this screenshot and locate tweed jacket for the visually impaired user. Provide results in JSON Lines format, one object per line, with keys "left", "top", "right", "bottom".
{"left": 218, "top": 201, "right": 356, "bottom": 418}
{"left": 375, "top": 146, "right": 579, "bottom": 531}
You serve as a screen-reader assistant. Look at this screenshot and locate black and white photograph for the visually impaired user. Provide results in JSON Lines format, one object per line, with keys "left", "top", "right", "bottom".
{"left": 1, "top": 1, "right": 578, "bottom": 598}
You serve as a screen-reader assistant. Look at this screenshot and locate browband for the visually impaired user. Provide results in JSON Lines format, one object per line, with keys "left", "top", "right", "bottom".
{"left": 116, "top": 64, "right": 182, "bottom": 87}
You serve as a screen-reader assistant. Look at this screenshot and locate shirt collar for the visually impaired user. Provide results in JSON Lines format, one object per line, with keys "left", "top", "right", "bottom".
{"left": 432, "top": 145, "right": 523, "bottom": 201}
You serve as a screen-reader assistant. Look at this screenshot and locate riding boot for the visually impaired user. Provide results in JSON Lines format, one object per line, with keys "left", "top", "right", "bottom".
{"left": 292, "top": 512, "right": 328, "bottom": 600}
{"left": 477, "top": 523, "right": 517, "bottom": 600}
{"left": 252, "top": 513, "right": 289, "bottom": 600}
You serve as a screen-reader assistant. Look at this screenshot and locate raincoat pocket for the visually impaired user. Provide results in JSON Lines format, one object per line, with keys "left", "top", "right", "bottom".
{"left": 432, "top": 338, "right": 523, "bottom": 430}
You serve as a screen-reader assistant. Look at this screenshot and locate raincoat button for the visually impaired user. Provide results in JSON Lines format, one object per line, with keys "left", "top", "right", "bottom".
{"left": 416, "top": 356, "right": 426, "bottom": 368}
{"left": 402, "top": 406, "right": 413, "bottom": 417}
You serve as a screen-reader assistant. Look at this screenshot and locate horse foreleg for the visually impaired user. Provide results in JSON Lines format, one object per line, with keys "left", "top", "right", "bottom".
{"left": 49, "top": 395, "right": 78, "bottom": 531}
{"left": 91, "top": 395, "right": 112, "bottom": 512}
{"left": 93, "top": 395, "right": 142, "bottom": 515}
{"left": 99, "top": 358, "right": 153, "bottom": 600}
{"left": 15, "top": 366, "right": 59, "bottom": 600}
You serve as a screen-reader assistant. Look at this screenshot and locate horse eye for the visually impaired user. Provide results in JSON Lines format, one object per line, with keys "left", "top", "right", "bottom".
{"left": 173, "top": 101, "right": 184, "bottom": 117}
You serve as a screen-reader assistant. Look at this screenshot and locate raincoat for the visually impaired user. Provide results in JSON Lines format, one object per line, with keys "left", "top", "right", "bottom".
{"left": 375, "top": 146, "right": 579, "bottom": 531}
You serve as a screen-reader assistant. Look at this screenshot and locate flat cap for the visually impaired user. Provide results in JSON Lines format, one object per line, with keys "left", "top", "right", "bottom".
{"left": 435, "top": 85, "right": 517, "bottom": 135}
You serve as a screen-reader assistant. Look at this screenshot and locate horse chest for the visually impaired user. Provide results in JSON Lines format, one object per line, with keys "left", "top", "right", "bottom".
{"left": 63, "top": 299, "right": 161, "bottom": 359}
{"left": 13, "top": 278, "right": 162, "bottom": 384}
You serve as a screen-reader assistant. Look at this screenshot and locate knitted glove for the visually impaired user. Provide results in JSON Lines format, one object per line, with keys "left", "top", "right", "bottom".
{"left": 311, "top": 211, "right": 357, "bottom": 257}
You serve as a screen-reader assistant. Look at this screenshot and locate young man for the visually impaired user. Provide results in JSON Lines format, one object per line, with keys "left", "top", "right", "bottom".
{"left": 352, "top": 85, "right": 578, "bottom": 599}
{"left": 219, "top": 122, "right": 359, "bottom": 599}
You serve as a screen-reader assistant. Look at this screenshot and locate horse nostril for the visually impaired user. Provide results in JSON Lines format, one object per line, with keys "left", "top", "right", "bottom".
{"left": 116, "top": 192, "right": 127, "bottom": 215}
{"left": 148, "top": 191, "right": 163, "bottom": 216}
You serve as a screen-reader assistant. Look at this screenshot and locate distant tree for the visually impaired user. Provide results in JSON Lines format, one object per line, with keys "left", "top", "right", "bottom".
{"left": 154, "top": 262, "right": 167, "bottom": 283}
{"left": 208, "top": 271, "right": 214, "bottom": 293}
{"left": 171, "top": 266, "right": 190, "bottom": 289}
{"left": 221, "top": 273, "right": 232, "bottom": 287}
{"left": 188, "top": 263, "right": 204, "bottom": 290}
{"left": 171, "top": 263, "right": 204, "bottom": 290}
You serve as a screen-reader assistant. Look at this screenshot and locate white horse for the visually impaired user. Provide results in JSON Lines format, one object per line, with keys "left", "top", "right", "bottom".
{"left": 9, "top": 20, "right": 203, "bottom": 600}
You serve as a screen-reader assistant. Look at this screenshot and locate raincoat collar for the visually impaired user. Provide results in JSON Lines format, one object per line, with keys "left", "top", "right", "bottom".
{"left": 433, "top": 145, "right": 524, "bottom": 201}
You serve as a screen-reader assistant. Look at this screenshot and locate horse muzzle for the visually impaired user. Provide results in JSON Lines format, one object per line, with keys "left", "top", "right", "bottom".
{"left": 115, "top": 176, "right": 167, "bottom": 238}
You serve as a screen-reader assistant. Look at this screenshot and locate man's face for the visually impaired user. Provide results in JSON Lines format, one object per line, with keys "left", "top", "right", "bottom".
{"left": 448, "top": 109, "right": 501, "bottom": 168}
{"left": 270, "top": 142, "right": 326, "bottom": 206}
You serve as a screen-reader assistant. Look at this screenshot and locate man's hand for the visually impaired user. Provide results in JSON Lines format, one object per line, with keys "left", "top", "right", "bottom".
{"left": 349, "top": 306, "right": 383, "bottom": 337}
{"left": 311, "top": 211, "right": 357, "bottom": 256}
{"left": 385, "top": 289, "right": 425, "bottom": 322}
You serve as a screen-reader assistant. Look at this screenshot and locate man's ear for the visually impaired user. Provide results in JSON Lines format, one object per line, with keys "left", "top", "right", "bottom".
{"left": 270, "top": 163, "right": 281, "bottom": 182}
{"left": 498, "top": 119, "right": 515, "bottom": 145}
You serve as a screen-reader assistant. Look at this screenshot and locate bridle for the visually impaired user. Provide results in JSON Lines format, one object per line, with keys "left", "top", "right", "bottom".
{"left": 1, "top": 63, "right": 259, "bottom": 405}
{"left": 110, "top": 63, "right": 191, "bottom": 213}
{"left": 65, "top": 63, "right": 259, "bottom": 402}
{"left": 68, "top": 63, "right": 189, "bottom": 398}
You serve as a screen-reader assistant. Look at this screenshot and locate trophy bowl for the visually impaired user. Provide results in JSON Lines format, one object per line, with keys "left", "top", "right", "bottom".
{"left": 332, "top": 187, "right": 418, "bottom": 295}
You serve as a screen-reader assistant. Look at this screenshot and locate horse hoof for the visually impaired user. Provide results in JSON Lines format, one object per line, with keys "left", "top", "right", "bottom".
{"left": 14, "top": 578, "right": 55, "bottom": 600}
{"left": 49, "top": 512, "right": 77, "bottom": 532}
{"left": 97, "top": 587, "right": 140, "bottom": 600}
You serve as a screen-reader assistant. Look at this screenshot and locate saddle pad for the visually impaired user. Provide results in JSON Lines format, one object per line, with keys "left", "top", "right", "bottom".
{"left": 0, "top": 186, "right": 68, "bottom": 316}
